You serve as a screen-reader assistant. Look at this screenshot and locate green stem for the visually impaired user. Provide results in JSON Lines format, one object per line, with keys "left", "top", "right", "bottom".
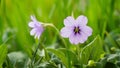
{"left": 44, "top": 23, "right": 71, "bottom": 68}
{"left": 76, "top": 45, "right": 80, "bottom": 61}
{"left": 31, "top": 42, "right": 40, "bottom": 67}
{"left": 77, "top": 44, "right": 83, "bottom": 68}
{"left": 41, "top": 43, "right": 58, "bottom": 67}
{"left": 44, "top": 23, "right": 67, "bottom": 47}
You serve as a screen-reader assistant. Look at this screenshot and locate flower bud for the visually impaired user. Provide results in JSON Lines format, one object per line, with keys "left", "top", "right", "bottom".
{"left": 111, "top": 47, "right": 116, "bottom": 52}
{"left": 88, "top": 60, "right": 96, "bottom": 67}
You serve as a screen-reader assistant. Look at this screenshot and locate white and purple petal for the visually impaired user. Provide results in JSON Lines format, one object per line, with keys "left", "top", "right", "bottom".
{"left": 76, "top": 15, "right": 88, "bottom": 26}
{"left": 30, "top": 28, "right": 36, "bottom": 36}
{"left": 31, "top": 15, "right": 38, "bottom": 22}
{"left": 69, "top": 33, "right": 84, "bottom": 44}
{"left": 28, "top": 22, "right": 35, "bottom": 28}
{"left": 60, "top": 26, "right": 73, "bottom": 38}
{"left": 69, "top": 32, "right": 89, "bottom": 44}
{"left": 80, "top": 26, "right": 92, "bottom": 36}
{"left": 28, "top": 15, "right": 44, "bottom": 39}
{"left": 64, "top": 16, "right": 75, "bottom": 26}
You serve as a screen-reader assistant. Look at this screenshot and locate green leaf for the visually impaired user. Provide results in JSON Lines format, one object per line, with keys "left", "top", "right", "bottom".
{"left": 0, "top": 45, "right": 8, "bottom": 67}
{"left": 44, "top": 48, "right": 50, "bottom": 61}
{"left": 58, "top": 48, "right": 78, "bottom": 66}
{"left": 80, "top": 35, "right": 104, "bottom": 65}
{"left": 8, "top": 52, "right": 28, "bottom": 68}
{"left": 116, "top": 38, "right": 120, "bottom": 46}
{"left": 47, "top": 48, "right": 68, "bottom": 67}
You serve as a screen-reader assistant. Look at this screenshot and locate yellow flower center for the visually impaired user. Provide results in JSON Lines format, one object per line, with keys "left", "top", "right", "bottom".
{"left": 74, "top": 26, "right": 80, "bottom": 34}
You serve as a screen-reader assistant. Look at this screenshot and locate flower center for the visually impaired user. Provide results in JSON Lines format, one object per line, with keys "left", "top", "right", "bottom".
{"left": 74, "top": 26, "right": 80, "bottom": 35}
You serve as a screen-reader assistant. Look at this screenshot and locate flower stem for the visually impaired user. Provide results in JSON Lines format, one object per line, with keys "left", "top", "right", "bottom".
{"left": 44, "top": 23, "right": 67, "bottom": 47}
{"left": 76, "top": 45, "right": 80, "bottom": 63}
{"left": 31, "top": 42, "right": 40, "bottom": 67}
{"left": 44, "top": 23, "right": 71, "bottom": 68}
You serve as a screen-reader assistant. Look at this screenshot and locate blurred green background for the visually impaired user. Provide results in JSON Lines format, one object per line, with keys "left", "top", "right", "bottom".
{"left": 0, "top": 0, "right": 120, "bottom": 61}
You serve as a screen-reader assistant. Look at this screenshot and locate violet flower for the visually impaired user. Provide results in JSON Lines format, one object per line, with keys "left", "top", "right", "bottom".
{"left": 28, "top": 15, "right": 44, "bottom": 39}
{"left": 60, "top": 15, "right": 92, "bottom": 44}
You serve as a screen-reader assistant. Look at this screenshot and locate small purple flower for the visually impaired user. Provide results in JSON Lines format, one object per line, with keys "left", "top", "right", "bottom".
{"left": 28, "top": 15, "right": 44, "bottom": 39}
{"left": 60, "top": 15, "right": 92, "bottom": 44}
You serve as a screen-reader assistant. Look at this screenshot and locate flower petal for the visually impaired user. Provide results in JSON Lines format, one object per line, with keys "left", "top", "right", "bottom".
{"left": 81, "top": 26, "right": 92, "bottom": 36}
{"left": 30, "top": 28, "right": 36, "bottom": 36}
{"left": 34, "top": 33, "right": 38, "bottom": 39}
{"left": 34, "top": 32, "right": 40, "bottom": 39}
{"left": 60, "top": 27, "right": 73, "bottom": 38}
{"left": 76, "top": 15, "right": 88, "bottom": 26}
{"left": 28, "top": 22, "right": 35, "bottom": 28}
{"left": 38, "top": 30, "right": 43, "bottom": 38}
{"left": 69, "top": 32, "right": 88, "bottom": 44}
{"left": 69, "top": 34, "right": 81, "bottom": 44}
{"left": 31, "top": 15, "right": 37, "bottom": 22}
{"left": 64, "top": 16, "right": 75, "bottom": 26}
{"left": 80, "top": 32, "right": 88, "bottom": 43}
{"left": 37, "top": 34, "right": 41, "bottom": 39}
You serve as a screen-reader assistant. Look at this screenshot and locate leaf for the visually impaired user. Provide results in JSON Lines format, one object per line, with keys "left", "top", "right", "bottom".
{"left": 44, "top": 48, "right": 50, "bottom": 61}
{"left": 47, "top": 48, "right": 68, "bottom": 67}
{"left": 0, "top": 45, "right": 8, "bottom": 67}
{"left": 8, "top": 52, "right": 27, "bottom": 68}
{"left": 58, "top": 48, "right": 78, "bottom": 65}
{"left": 80, "top": 35, "right": 104, "bottom": 64}
{"left": 116, "top": 38, "right": 120, "bottom": 46}
{"left": 105, "top": 28, "right": 120, "bottom": 48}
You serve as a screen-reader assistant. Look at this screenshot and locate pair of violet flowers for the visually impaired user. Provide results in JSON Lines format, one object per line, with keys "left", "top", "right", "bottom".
{"left": 28, "top": 15, "right": 92, "bottom": 45}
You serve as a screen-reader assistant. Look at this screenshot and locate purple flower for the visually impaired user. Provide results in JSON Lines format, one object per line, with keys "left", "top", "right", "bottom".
{"left": 28, "top": 15, "right": 44, "bottom": 39}
{"left": 60, "top": 15, "right": 92, "bottom": 44}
